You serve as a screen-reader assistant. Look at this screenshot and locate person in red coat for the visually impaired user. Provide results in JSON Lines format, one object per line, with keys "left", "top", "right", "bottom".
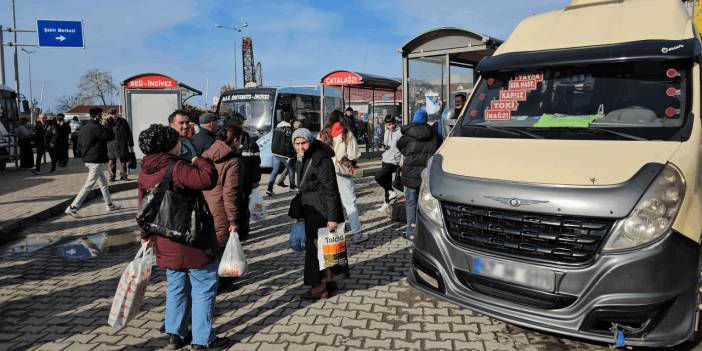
{"left": 137, "top": 123, "right": 231, "bottom": 350}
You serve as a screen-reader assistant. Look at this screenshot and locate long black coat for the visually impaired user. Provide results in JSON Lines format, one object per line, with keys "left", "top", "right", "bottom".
{"left": 397, "top": 123, "right": 441, "bottom": 189}
{"left": 295, "top": 140, "right": 348, "bottom": 286}
{"left": 107, "top": 118, "right": 134, "bottom": 160}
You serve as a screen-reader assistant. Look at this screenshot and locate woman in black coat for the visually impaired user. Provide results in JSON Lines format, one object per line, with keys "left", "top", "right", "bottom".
{"left": 290, "top": 128, "right": 348, "bottom": 300}
{"left": 107, "top": 115, "right": 134, "bottom": 181}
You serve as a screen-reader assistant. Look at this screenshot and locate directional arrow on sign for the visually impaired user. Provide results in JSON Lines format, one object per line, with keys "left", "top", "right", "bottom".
{"left": 56, "top": 35, "right": 66, "bottom": 42}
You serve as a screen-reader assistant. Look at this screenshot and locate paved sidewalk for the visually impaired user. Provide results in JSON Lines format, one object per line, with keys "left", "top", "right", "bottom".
{"left": 0, "top": 176, "right": 621, "bottom": 351}
{"left": 0, "top": 158, "right": 136, "bottom": 243}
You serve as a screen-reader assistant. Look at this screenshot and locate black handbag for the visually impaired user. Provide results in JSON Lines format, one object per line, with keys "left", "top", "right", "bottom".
{"left": 288, "top": 159, "right": 312, "bottom": 220}
{"left": 137, "top": 163, "right": 215, "bottom": 248}
{"left": 128, "top": 151, "right": 137, "bottom": 169}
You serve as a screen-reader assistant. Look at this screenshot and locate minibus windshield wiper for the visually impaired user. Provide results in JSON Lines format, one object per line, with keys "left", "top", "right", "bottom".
{"left": 463, "top": 125, "right": 543, "bottom": 139}
{"left": 527, "top": 127, "right": 647, "bottom": 141}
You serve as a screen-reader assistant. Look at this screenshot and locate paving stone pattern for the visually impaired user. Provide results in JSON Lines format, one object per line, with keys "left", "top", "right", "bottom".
{"left": 0, "top": 176, "right": 617, "bottom": 350}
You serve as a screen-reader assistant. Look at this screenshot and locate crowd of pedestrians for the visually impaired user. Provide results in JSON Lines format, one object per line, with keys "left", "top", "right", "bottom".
{"left": 24, "top": 103, "right": 439, "bottom": 349}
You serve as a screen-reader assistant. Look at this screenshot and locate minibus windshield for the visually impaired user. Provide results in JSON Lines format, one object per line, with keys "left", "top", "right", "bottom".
{"left": 456, "top": 60, "right": 692, "bottom": 141}
{"left": 219, "top": 92, "right": 274, "bottom": 133}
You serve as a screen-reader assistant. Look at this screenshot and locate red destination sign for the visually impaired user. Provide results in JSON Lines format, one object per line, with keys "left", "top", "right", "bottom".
{"left": 508, "top": 79, "right": 537, "bottom": 91}
{"left": 125, "top": 74, "right": 177, "bottom": 89}
{"left": 484, "top": 109, "right": 511, "bottom": 121}
{"left": 490, "top": 100, "right": 519, "bottom": 111}
{"left": 323, "top": 71, "right": 362, "bottom": 86}
{"left": 500, "top": 89, "right": 527, "bottom": 101}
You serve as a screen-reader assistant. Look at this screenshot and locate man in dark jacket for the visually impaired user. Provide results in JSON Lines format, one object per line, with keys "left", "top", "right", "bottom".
{"left": 168, "top": 110, "right": 197, "bottom": 161}
{"left": 192, "top": 112, "right": 219, "bottom": 156}
{"left": 55, "top": 114, "right": 72, "bottom": 167}
{"left": 397, "top": 107, "right": 440, "bottom": 239}
{"left": 31, "top": 113, "right": 48, "bottom": 174}
{"left": 136, "top": 124, "right": 230, "bottom": 350}
{"left": 65, "top": 107, "right": 119, "bottom": 217}
{"left": 107, "top": 109, "right": 134, "bottom": 182}
{"left": 344, "top": 107, "right": 359, "bottom": 141}
{"left": 267, "top": 116, "right": 293, "bottom": 196}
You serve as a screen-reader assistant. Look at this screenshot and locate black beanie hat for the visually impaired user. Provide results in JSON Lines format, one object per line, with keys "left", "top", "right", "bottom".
{"left": 139, "top": 124, "right": 179, "bottom": 155}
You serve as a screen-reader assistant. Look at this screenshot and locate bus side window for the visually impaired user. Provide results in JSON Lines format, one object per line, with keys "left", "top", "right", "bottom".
{"left": 292, "top": 94, "right": 321, "bottom": 132}
{"left": 275, "top": 94, "right": 292, "bottom": 124}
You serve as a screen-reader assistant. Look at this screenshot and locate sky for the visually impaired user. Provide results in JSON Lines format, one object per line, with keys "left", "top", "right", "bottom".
{"left": 0, "top": 0, "right": 570, "bottom": 111}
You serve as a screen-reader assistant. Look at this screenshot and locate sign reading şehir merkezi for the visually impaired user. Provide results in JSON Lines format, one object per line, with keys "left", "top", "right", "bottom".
{"left": 37, "top": 19, "right": 84, "bottom": 48}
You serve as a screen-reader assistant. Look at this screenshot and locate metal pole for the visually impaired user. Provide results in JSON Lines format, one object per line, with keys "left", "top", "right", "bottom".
{"left": 0, "top": 25, "right": 5, "bottom": 86}
{"left": 233, "top": 36, "right": 238, "bottom": 89}
{"left": 12, "top": 0, "right": 21, "bottom": 112}
{"left": 26, "top": 52, "right": 32, "bottom": 118}
{"left": 371, "top": 88, "right": 375, "bottom": 152}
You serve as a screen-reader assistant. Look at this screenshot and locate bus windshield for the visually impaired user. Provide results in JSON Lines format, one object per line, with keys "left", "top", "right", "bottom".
{"left": 456, "top": 59, "right": 691, "bottom": 141}
{"left": 218, "top": 91, "right": 274, "bottom": 133}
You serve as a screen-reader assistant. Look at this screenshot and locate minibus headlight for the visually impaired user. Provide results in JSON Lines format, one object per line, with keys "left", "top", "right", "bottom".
{"left": 418, "top": 162, "right": 443, "bottom": 225}
{"left": 603, "top": 164, "right": 685, "bottom": 251}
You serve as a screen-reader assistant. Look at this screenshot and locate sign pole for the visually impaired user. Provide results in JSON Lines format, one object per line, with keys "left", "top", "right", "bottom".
{"left": 12, "top": 0, "right": 21, "bottom": 112}
{"left": 0, "top": 25, "right": 5, "bottom": 86}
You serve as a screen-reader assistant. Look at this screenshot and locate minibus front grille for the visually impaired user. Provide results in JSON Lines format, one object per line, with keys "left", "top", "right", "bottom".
{"left": 441, "top": 202, "right": 613, "bottom": 264}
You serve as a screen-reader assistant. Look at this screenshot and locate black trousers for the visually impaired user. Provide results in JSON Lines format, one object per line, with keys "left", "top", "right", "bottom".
{"left": 71, "top": 134, "right": 80, "bottom": 157}
{"left": 374, "top": 162, "right": 398, "bottom": 202}
{"left": 236, "top": 191, "right": 251, "bottom": 241}
{"left": 35, "top": 146, "right": 56, "bottom": 172}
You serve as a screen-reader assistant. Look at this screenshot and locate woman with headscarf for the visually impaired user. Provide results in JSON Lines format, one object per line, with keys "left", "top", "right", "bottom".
{"left": 136, "top": 124, "right": 231, "bottom": 350}
{"left": 290, "top": 128, "right": 348, "bottom": 300}
{"left": 319, "top": 110, "right": 366, "bottom": 243}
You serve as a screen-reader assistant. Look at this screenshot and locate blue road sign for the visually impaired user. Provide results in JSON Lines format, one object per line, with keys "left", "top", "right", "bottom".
{"left": 36, "top": 19, "right": 84, "bottom": 48}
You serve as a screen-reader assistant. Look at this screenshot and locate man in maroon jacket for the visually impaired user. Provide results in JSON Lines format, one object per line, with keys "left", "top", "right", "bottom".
{"left": 137, "top": 123, "right": 231, "bottom": 350}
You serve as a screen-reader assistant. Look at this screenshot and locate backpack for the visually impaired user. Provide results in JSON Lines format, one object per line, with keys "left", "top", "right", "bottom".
{"left": 271, "top": 126, "right": 293, "bottom": 158}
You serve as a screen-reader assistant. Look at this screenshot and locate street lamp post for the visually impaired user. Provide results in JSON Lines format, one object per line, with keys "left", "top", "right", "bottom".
{"left": 215, "top": 22, "right": 248, "bottom": 89}
{"left": 21, "top": 48, "right": 34, "bottom": 121}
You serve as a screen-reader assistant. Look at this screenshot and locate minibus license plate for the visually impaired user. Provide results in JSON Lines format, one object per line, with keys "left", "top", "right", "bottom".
{"left": 472, "top": 257, "right": 555, "bottom": 292}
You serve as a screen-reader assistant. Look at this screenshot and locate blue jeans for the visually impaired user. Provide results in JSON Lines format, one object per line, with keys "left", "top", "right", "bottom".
{"left": 165, "top": 260, "right": 219, "bottom": 345}
{"left": 268, "top": 155, "right": 293, "bottom": 190}
{"left": 405, "top": 187, "right": 419, "bottom": 237}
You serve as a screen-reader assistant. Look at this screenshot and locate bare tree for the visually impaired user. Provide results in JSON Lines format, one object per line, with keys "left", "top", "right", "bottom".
{"left": 78, "top": 69, "right": 117, "bottom": 106}
{"left": 219, "top": 83, "right": 234, "bottom": 96}
{"left": 56, "top": 94, "right": 85, "bottom": 112}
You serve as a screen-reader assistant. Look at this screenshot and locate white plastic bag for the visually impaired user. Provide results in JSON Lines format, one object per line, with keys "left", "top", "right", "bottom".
{"left": 249, "top": 188, "right": 267, "bottom": 221}
{"left": 218, "top": 232, "right": 248, "bottom": 277}
{"left": 317, "top": 222, "right": 348, "bottom": 271}
{"left": 108, "top": 244, "right": 155, "bottom": 329}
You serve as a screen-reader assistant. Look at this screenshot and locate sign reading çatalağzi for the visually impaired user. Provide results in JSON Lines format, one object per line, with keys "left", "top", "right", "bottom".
{"left": 322, "top": 71, "right": 363, "bottom": 86}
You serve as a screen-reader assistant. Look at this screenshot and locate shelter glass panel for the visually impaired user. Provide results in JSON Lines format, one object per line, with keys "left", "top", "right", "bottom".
{"left": 408, "top": 56, "right": 448, "bottom": 123}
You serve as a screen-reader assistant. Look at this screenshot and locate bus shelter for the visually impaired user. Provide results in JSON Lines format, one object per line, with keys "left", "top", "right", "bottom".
{"left": 320, "top": 71, "right": 401, "bottom": 150}
{"left": 122, "top": 73, "right": 201, "bottom": 159}
{"left": 401, "top": 28, "right": 502, "bottom": 128}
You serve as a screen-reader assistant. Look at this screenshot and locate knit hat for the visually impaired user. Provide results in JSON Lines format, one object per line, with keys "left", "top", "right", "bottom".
{"left": 412, "top": 107, "right": 428, "bottom": 124}
{"left": 291, "top": 128, "right": 313, "bottom": 145}
{"left": 139, "top": 124, "right": 180, "bottom": 155}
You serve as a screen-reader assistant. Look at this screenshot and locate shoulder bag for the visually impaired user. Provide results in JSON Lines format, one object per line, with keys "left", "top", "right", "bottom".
{"left": 288, "top": 159, "right": 313, "bottom": 220}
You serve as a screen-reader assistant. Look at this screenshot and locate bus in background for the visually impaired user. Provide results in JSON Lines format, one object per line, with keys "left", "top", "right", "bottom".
{"left": 0, "top": 85, "right": 19, "bottom": 170}
{"left": 216, "top": 85, "right": 342, "bottom": 168}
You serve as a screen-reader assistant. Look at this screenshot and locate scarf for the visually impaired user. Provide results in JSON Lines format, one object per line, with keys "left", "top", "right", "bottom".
{"left": 331, "top": 122, "right": 344, "bottom": 138}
